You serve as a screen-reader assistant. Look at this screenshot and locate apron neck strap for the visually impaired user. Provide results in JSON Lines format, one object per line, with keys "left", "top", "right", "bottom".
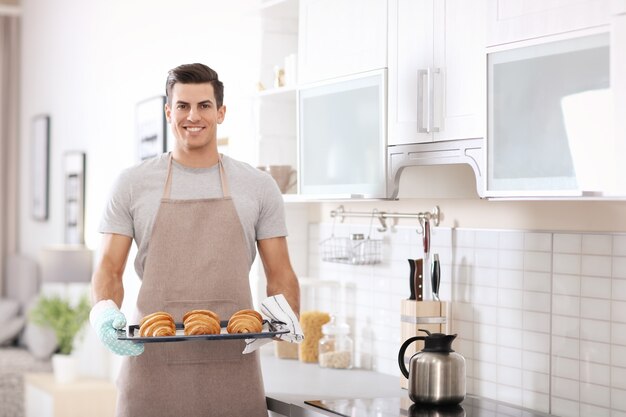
{"left": 163, "top": 153, "right": 230, "bottom": 199}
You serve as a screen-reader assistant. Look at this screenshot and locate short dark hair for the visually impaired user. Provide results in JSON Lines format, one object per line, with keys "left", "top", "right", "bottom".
{"left": 165, "top": 63, "right": 224, "bottom": 108}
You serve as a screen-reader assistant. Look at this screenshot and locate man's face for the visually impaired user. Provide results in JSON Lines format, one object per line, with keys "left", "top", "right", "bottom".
{"left": 165, "top": 82, "right": 225, "bottom": 152}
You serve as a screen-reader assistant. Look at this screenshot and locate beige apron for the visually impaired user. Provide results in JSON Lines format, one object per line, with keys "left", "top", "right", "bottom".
{"left": 116, "top": 155, "right": 267, "bottom": 417}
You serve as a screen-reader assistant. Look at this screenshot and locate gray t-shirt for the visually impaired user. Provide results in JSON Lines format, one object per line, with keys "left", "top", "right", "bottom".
{"left": 99, "top": 153, "right": 288, "bottom": 279}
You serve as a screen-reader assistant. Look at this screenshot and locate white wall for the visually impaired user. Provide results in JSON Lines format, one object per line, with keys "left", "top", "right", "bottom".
{"left": 19, "top": 0, "right": 262, "bottom": 258}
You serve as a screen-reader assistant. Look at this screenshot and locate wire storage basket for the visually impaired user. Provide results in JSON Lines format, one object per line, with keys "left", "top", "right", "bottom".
{"left": 320, "top": 234, "right": 382, "bottom": 265}
{"left": 320, "top": 212, "right": 382, "bottom": 265}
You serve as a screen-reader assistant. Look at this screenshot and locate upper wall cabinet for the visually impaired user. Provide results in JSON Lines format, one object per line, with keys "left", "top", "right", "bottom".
{"left": 387, "top": 0, "right": 486, "bottom": 146}
{"left": 298, "top": 0, "right": 387, "bottom": 84}
{"left": 486, "top": 32, "right": 612, "bottom": 197}
{"left": 486, "top": 0, "right": 611, "bottom": 47}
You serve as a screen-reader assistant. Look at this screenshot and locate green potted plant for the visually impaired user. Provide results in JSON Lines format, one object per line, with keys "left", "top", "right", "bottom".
{"left": 29, "top": 294, "right": 91, "bottom": 383}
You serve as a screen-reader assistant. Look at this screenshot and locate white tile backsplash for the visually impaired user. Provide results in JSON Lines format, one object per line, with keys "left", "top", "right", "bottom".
{"left": 579, "top": 383, "right": 611, "bottom": 407}
{"left": 613, "top": 257, "right": 626, "bottom": 279}
{"left": 580, "top": 340, "right": 610, "bottom": 365}
{"left": 554, "top": 233, "right": 582, "bottom": 254}
{"left": 498, "top": 249, "right": 525, "bottom": 270}
{"left": 497, "top": 327, "right": 523, "bottom": 349}
{"left": 553, "top": 253, "right": 581, "bottom": 275}
{"left": 615, "top": 237, "right": 626, "bottom": 256}
{"left": 553, "top": 273, "right": 581, "bottom": 296}
{"left": 553, "top": 356, "right": 580, "bottom": 380}
{"left": 525, "top": 233, "right": 552, "bottom": 252}
{"left": 498, "top": 365, "right": 523, "bottom": 387}
{"left": 581, "top": 255, "right": 612, "bottom": 277}
{"left": 305, "top": 225, "right": 626, "bottom": 416}
{"left": 582, "top": 234, "right": 613, "bottom": 256}
{"left": 613, "top": 388, "right": 626, "bottom": 411}
{"left": 612, "top": 366, "right": 626, "bottom": 390}
{"left": 581, "top": 276, "right": 611, "bottom": 299}
{"left": 580, "top": 298, "right": 610, "bottom": 320}
{"left": 580, "top": 362, "right": 610, "bottom": 386}
{"left": 613, "top": 279, "right": 626, "bottom": 301}
{"left": 524, "top": 252, "right": 553, "bottom": 273}
{"left": 524, "top": 271, "right": 552, "bottom": 293}
{"left": 553, "top": 336, "right": 580, "bottom": 360}
{"left": 580, "top": 319, "right": 611, "bottom": 343}
{"left": 499, "top": 231, "right": 525, "bottom": 250}
{"left": 497, "top": 307, "right": 523, "bottom": 329}
{"left": 498, "top": 269, "right": 524, "bottom": 290}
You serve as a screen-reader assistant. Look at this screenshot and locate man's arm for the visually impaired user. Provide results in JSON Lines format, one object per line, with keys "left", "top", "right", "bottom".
{"left": 257, "top": 236, "right": 300, "bottom": 317}
{"left": 91, "top": 233, "right": 133, "bottom": 307}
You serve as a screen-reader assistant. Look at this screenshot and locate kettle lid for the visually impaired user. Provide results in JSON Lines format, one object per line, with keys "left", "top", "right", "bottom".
{"left": 419, "top": 329, "right": 457, "bottom": 353}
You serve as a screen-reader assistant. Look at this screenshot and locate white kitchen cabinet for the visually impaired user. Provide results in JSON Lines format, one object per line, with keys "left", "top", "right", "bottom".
{"left": 387, "top": 0, "right": 486, "bottom": 146}
{"left": 486, "top": 0, "right": 611, "bottom": 47}
{"left": 486, "top": 31, "right": 612, "bottom": 197}
{"left": 298, "top": 69, "right": 387, "bottom": 198}
{"left": 612, "top": 11, "right": 626, "bottom": 195}
{"left": 297, "top": 0, "right": 387, "bottom": 84}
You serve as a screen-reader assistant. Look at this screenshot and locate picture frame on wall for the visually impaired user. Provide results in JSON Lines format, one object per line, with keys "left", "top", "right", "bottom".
{"left": 64, "top": 151, "right": 86, "bottom": 244}
{"left": 136, "top": 95, "right": 167, "bottom": 161}
{"left": 31, "top": 114, "right": 50, "bottom": 221}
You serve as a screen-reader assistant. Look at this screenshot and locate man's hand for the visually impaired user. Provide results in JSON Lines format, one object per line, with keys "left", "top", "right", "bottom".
{"left": 90, "top": 300, "right": 144, "bottom": 356}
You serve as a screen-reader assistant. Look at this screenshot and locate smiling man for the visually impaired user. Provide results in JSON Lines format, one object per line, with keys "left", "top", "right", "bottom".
{"left": 89, "top": 63, "right": 300, "bottom": 417}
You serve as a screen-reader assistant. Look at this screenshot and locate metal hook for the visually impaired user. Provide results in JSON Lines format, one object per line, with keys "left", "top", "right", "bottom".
{"left": 330, "top": 205, "right": 346, "bottom": 223}
{"left": 373, "top": 209, "right": 387, "bottom": 233}
{"left": 417, "top": 216, "right": 425, "bottom": 235}
{"left": 415, "top": 206, "right": 440, "bottom": 235}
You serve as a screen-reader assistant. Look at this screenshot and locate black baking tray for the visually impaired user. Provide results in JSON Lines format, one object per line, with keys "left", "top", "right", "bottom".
{"left": 117, "top": 319, "right": 289, "bottom": 343}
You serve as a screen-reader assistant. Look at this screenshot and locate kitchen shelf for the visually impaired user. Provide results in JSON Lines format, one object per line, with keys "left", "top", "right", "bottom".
{"left": 256, "top": 86, "right": 297, "bottom": 99}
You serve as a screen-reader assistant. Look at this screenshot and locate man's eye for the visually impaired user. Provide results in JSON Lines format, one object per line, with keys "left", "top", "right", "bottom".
{"left": 177, "top": 104, "right": 187, "bottom": 110}
{"left": 201, "top": 104, "right": 210, "bottom": 109}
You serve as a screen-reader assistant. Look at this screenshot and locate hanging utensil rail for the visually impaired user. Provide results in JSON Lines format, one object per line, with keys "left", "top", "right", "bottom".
{"left": 329, "top": 205, "right": 440, "bottom": 233}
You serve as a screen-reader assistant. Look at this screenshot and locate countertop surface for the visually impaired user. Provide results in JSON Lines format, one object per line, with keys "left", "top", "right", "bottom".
{"left": 260, "top": 346, "right": 402, "bottom": 416}
{"left": 260, "top": 346, "right": 554, "bottom": 417}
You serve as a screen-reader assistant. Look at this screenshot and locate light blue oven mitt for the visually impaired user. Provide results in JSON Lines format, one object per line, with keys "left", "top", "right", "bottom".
{"left": 90, "top": 300, "right": 144, "bottom": 356}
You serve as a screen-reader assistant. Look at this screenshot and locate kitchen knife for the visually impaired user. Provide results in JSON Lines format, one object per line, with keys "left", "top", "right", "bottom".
{"left": 408, "top": 259, "right": 416, "bottom": 300}
{"left": 423, "top": 218, "right": 430, "bottom": 258}
{"left": 414, "top": 259, "right": 424, "bottom": 301}
{"left": 431, "top": 254, "right": 440, "bottom": 301}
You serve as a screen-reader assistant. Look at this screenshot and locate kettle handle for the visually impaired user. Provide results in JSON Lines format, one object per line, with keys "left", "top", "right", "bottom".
{"left": 398, "top": 336, "right": 427, "bottom": 379}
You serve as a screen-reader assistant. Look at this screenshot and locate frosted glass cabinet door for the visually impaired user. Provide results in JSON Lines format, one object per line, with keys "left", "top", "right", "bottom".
{"left": 298, "top": 69, "right": 387, "bottom": 198}
{"left": 486, "top": 32, "right": 611, "bottom": 196}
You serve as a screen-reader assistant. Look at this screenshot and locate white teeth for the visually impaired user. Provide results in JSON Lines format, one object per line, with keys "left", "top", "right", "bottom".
{"left": 186, "top": 127, "right": 202, "bottom": 132}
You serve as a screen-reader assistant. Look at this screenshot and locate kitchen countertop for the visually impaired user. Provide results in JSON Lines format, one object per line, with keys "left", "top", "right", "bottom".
{"left": 260, "top": 346, "right": 555, "bottom": 417}
{"left": 261, "top": 346, "right": 403, "bottom": 416}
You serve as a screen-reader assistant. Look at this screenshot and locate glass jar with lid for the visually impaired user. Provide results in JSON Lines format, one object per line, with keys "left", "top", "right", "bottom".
{"left": 318, "top": 316, "right": 353, "bottom": 369}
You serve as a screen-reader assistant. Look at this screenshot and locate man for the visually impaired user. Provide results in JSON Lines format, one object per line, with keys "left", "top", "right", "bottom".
{"left": 89, "top": 63, "right": 300, "bottom": 417}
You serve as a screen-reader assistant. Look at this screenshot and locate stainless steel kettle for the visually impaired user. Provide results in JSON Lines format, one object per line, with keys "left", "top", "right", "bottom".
{"left": 398, "top": 329, "right": 466, "bottom": 406}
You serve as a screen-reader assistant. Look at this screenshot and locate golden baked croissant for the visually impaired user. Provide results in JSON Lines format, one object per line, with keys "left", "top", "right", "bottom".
{"left": 139, "top": 311, "right": 176, "bottom": 337}
{"left": 182, "top": 309, "right": 220, "bottom": 324}
{"left": 226, "top": 309, "right": 263, "bottom": 334}
{"left": 183, "top": 309, "right": 221, "bottom": 335}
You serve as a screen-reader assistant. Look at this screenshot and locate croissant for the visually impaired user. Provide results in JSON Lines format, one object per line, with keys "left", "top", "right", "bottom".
{"left": 182, "top": 309, "right": 220, "bottom": 324}
{"left": 183, "top": 309, "right": 221, "bottom": 335}
{"left": 226, "top": 309, "right": 263, "bottom": 334}
{"left": 139, "top": 311, "right": 176, "bottom": 337}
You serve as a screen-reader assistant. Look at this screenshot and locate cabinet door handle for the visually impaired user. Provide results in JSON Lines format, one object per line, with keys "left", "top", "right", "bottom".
{"left": 431, "top": 68, "right": 441, "bottom": 133}
{"left": 417, "top": 69, "right": 429, "bottom": 133}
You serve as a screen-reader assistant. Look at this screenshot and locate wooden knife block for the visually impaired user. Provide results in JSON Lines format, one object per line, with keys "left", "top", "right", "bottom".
{"left": 400, "top": 300, "right": 448, "bottom": 389}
